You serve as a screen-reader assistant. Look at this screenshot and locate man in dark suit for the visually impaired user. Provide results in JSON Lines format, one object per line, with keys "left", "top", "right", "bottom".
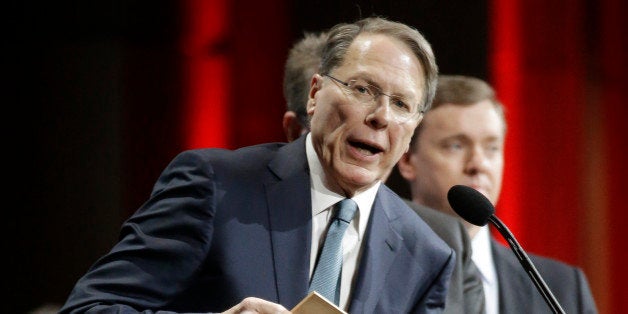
{"left": 283, "top": 31, "right": 484, "bottom": 314}
{"left": 60, "top": 17, "right": 455, "bottom": 314}
{"left": 407, "top": 201, "right": 485, "bottom": 314}
{"left": 397, "top": 75, "right": 597, "bottom": 313}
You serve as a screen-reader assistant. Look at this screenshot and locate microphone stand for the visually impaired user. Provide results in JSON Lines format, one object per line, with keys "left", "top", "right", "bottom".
{"left": 488, "top": 215, "right": 566, "bottom": 314}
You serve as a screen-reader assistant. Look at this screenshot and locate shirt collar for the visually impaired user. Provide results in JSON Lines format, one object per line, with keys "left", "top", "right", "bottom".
{"left": 306, "top": 133, "right": 378, "bottom": 240}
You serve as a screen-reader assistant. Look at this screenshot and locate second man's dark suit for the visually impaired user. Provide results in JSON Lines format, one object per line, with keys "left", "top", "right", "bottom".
{"left": 406, "top": 200, "right": 485, "bottom": 314}
{"left": 492, "top": 240, "right": 597, "bottom": 313}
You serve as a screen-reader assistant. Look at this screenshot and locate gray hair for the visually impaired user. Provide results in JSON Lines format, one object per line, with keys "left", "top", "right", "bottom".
{"left": 320, "top": 16, "right": 438, "bottom": 113}
{"left": 282, "top": 32, "right": 328, "bottom": 127}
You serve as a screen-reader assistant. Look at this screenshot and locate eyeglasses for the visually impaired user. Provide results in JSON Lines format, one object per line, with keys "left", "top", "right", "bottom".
{"left": 323, "top": 74, "right": 423, "bottom": 124}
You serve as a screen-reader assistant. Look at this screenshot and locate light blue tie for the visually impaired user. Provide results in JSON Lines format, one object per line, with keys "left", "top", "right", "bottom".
{"left": 308, "top": 198, "right": 358, "bottom": 305}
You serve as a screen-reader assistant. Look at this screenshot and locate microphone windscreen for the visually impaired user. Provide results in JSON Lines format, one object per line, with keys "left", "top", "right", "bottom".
{"left": 447, "top": 185, "right": 495, "bottom": 226}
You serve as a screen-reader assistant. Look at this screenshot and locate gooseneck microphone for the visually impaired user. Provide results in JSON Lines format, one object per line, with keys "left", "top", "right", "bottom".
{"left": 447, "top": 185, "right": 566, "bottom": 314}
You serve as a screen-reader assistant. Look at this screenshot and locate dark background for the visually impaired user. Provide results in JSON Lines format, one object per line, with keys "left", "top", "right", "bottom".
{"left": 8, "top": 1, "right": 488, "bottom": 312}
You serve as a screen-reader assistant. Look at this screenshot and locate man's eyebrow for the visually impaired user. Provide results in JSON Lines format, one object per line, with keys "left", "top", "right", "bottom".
{"left": 437, "top": 134, "right": 468, "bottom": 143}
{"left": 482, "top": 136, "right": 505, "bottom": 145}
{"left": 448, "top": 133, "right": 467, "bottom": 139}
{"left": 439, "top": 134, "right": 504, "bottom": 144}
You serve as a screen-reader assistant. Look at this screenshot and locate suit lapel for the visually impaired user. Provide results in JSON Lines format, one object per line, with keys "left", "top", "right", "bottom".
{"left": 265, "top": 137, "right": 312, "bottom": 309}
{"left": 349, "top": 188, "right": 402, "bottom": 313}
{"left": 492, "top": 240, "right": 538, "bottom": 313}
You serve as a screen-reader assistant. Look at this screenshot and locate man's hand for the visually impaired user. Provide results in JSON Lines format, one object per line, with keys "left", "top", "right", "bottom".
{"left": 222, "top": 297, "right": 291, "bottom": 314}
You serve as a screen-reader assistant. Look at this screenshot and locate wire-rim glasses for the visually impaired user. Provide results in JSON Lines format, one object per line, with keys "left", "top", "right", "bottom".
{"left": 323, "top": 74, "right": 423, "bottom": 124}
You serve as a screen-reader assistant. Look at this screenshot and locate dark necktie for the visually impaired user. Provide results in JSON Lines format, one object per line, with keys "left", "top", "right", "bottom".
{"left": 308, "top": 198, "right": 358, "bottom": 305}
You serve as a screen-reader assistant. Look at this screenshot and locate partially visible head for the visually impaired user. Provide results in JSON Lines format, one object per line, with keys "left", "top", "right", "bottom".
{"left": 307, "top": 17, "right": 437, "bottom": 196}
{"left": 282, "top": 31, "right": 327, "bottom": 142}
{"left": 397, "top": 75, "right": 506, "bottom": 235}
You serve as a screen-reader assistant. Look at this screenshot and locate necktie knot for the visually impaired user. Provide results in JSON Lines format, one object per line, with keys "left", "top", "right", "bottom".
{"left": 308, "top": 198, "right": 358, "bottom": 305}
{"left": 334, "top": 198, "right": 358, "bottom": 223}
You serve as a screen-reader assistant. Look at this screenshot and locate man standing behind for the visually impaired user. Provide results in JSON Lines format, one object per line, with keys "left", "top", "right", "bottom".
{"left": 397, "top": 75, "right": 597, "bottom": 313}
{"left": 283, "top": 32, "right": 484, "bottom": 314}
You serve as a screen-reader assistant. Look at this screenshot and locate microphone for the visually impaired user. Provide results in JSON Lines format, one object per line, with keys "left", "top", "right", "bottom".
{"left": 447, "top": 185, "right": 566, "bottom": 314}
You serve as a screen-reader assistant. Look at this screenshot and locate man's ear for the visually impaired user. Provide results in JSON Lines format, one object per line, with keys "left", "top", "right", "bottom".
{"left": 307, "top": 74, "right": 323, "bottom": 114}
{"left": 397, "top": 152, "right": 417, "bottom": 180}
{"left": 282, "top": 111, "right": 303, "bottom": 142}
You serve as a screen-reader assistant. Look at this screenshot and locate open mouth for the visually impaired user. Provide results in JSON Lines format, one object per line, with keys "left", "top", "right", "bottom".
{"left": 349, "top": 140, "right": 383, "bottom": 156}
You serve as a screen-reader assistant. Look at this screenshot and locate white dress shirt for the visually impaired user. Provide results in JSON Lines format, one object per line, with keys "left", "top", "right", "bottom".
{"left": 472, "top": 226, "right": 500, "bottom": 314}
{"left": 306, "top": 134, "right": 378, "bottom": 311}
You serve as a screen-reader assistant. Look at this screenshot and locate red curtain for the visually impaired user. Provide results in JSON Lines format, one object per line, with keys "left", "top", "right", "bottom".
{"left": 181, "top": 0, "right": 231, "bottom": 149}
{"left": 490, "top": 0, "right": 627, "bottom": 312}
{"left": 601, "top": 0, "right": 628, "bottom": 310}
{"left": 181, "top": 0, "right": 288, "bottom": 150}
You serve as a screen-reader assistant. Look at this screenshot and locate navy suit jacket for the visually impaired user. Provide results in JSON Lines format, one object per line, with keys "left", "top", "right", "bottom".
{"left": 492, "top": 240, "right": 597, "bottom": 313}
{"left": 60, "top": 136, "right": 455, "bottom": 314}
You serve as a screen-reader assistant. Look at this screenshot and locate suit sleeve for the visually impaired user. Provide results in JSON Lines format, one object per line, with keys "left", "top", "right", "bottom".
{"left": 59, "top": 150, "right": 217, "bottom": 314}
{"left": 575, "top": 268, "right": 598, "bottom": 314}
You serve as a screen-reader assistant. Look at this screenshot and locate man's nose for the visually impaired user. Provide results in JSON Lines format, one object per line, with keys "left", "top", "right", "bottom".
{"left": 365, "top": 96, "right": 392, "bottom": 129}
{"left": 465, "top": 146, "right": 491, "bottom": 174}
